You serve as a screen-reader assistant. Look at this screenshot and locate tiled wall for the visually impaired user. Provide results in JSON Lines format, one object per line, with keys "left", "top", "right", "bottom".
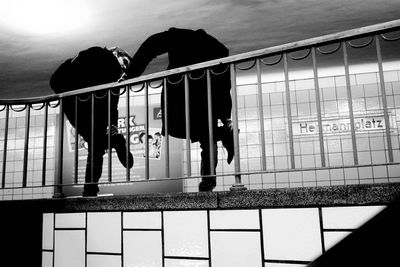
{"left": 0, "top": 105, "right": 58, "bottom": 200}
{"left": 184, "top": 70, "right": 400, "bottom": 192}
{"left": 42, "top": 205, "right": 384, "bottom": 267}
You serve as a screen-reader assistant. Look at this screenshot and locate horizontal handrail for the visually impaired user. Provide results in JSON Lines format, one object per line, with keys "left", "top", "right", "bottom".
{"left": 1, "top": 19, "right": 399, "bottom": 105}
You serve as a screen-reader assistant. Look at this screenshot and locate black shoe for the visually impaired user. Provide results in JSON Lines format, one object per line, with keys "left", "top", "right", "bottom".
{"left": 221, "top": 120, "right": 235, "bottom": 164}
{"left": 82, "top": 184, "right": 99, "bottom": 197}
{"left": 82, "top": 190, "right": 98, "bottom": 197}
{"left": 199, "top": 178, "right": 216, "bottom": 192}
{"left": 111, "top": 134, "right": 134, "bottom": 169}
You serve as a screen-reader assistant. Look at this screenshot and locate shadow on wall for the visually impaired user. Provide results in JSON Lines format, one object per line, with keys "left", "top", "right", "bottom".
{"left": 308, "top": 196, "right": 400, "bottom": 267}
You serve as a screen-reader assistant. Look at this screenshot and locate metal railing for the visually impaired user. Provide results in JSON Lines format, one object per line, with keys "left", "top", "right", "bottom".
{"left": 0, "top": 20, "right": 400, "bottom": 199}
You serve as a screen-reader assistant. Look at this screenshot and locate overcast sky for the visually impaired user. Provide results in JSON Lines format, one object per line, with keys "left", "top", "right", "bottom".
{"left": 0, "top": 0, "right": 400, "bottom": 99}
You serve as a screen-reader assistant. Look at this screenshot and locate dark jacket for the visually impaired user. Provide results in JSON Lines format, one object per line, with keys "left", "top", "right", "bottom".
{"left": 127, "top": 28, "right": 232, "bottom": 142}
{"left": 50, "top": 47, "right": 121, "bottom": 141}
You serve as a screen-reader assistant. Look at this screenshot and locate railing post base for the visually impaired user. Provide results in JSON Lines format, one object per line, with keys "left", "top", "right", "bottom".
{"left": 52, "top": 186, "right": 65, "bottom": 198}
{"left": 229, "top": 183, "right": 247, "bottom": 191}
{"left": 52, "top": 192, "right": 65, "bottom": 199}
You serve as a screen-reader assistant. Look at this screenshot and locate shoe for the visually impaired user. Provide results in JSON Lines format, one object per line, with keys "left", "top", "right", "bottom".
{"left": 221, "top": 120, "right": 235, "bottom": 164}
{"left": 111, "top": 134, "right": 134, "bottom": 169}
{"left": 82, "top": 190, "right": 98, "bottom": 197}
{"left": 199, "top": 178, "right": 216, "bottom": 192}
{"left": 82, "top": 184, "right": 99, "bottom": 197}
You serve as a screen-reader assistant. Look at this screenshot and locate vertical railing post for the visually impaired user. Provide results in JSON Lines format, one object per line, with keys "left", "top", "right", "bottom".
{"left": 125, "top": 86, "right": 131, "bottom": 181}
{"left": 54, "top": 98, "right": 64, "bottom": 198}
{"left": 163, "top": 79, "right": 170, "bottom": 178}
{"left": 1, "top": 105, "right": 9, "bottom": 189}
{"left": 229, "top": 63, "right": 246, "bottom": 191}
{"left": 74, "top": 96, "right": 79, "bottom": 184}
{"left": 375, "top": 35, "right": 393, "bottom": 162}
{"left": 144, "top": 82, "right": 150, "bottom": 180}
{"left": 256, "top": 59, "right": 267, "bottom": 171}
{"left": 90, "top": 93, "right": 95, "bottom": 185}
{"left": 42, "top": 102, "right": 48, "bottom": 186}
{"left": 107, "top": 90, "right": 112, "bottom": 182}
{"left": 206, "top": 69, "right": 216, "bottom": 178}
{"left": 343, "top": 41, "right": 359, "bottom": 165}
{"left": 22, "top": 104, "right": 30, "bottom": 188}
{"left": 283, "top": 53, "right": 296, "bottom": 169}
{"left": 312, "top": 47, "right": 326, "bottom": 167}
{"left": 184, "top": 74, "right": 192, "bottom": 176}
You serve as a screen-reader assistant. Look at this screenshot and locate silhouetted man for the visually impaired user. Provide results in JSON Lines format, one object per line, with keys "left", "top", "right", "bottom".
{"left": 50, "top": 46, "right": 133, "bottom": 197}
{"left": 127, "top": 28, "right": 234, "bottom": 192}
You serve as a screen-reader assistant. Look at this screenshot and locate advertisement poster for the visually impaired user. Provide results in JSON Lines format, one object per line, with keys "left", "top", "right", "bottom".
{"left": 61, "top": 100, "right": 183, "bottom": 197}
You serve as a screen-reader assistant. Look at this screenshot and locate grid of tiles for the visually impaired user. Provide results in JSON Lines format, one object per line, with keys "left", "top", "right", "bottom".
{"left": 183, "top": 70, "right": 400, "bottom": 192}
{"left": 42, "top": 205, "right": 385, "bottom": 267}
{"left": 0, "top": 106, "right": 57, "bottom": 200}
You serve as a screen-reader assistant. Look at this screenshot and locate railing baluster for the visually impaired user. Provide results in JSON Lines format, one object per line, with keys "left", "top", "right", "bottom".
{"left": 144, "top": 82, "right": 149, "bottom": 180}
{"left": 342, "top": 41, "right": 359, "bottom": 165}
{"left": 42, "top": 103, "right": 48, "bottom": 186}
{"left": 206, "top": 69, "right": 215, "bottom": 177}
{"left": 107, "top": 90, "right": 112, "bottom": 182}
{"left": 375, "top": 35, "right": 393, "bottom": 163}
{"left": 1, "top": 105, "right": 9, "bottom": 188}
{"left": 229, "top": 64, "right": 246, "bottom": 191}
{"left": 74, "top": 96, "right": 78, "bottom": 184}
{"left": 283, "top": 53, "right": 296, "bottom": 169}
{"left": 163, "top": 78, "right": 170, "bottom": 178}
{"left": 184, "top": 74, "right": 191, "bottom": 176}
{"left": 54, "top": 99, "right": 64, "bottom": 197}
{"left": 90, "top": 93, "right": 95, "bottom": 185}
{"left": 312, "top": 47, "right": 326, "bottom": 167}
{"left": 125, "top": 86, "right": 131, "bottom": 181}
{"left": 256, "top": 59, "right": 267, "bottom": 171}
{"left": 22, "top": 104, "right": 30, "bottom": 187}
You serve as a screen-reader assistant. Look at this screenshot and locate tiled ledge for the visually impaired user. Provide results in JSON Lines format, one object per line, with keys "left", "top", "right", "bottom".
{"left": 1, "top": 183, "right": 400, "bottom": 212}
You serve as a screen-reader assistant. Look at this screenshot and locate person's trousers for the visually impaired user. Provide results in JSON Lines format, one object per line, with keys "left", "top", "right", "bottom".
{"left": 200, "top": 140, "right": 218, "bottom": 182}
{"left": 83, "top": 137, "right": 107, "bottom": 194}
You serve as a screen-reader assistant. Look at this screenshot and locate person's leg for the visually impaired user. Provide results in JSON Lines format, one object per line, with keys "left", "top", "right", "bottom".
{"left": 219, "top": 118, "right": 235, "bottom": 164}
{"left": 81, "top": 107, "right": 107, "bottom": 197}
{"left": 109, "top": 126, "right": 134, "bottom": 169}
{"left": 198, "top": 139, "right": 218, "bottom": 192}
{"left": 83, "top": 140, "right": 105, "bottom": 196}
{"left": 108, "top": 90, "right": 134, "bottom": 169}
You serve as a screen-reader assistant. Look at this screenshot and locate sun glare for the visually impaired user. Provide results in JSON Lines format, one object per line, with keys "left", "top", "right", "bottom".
{"left": 0, "top": 0, "right": 92, "bottom": 35}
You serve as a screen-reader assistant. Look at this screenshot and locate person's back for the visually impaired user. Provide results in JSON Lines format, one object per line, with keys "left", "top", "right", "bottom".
{"left": 165, "top": 28, "right": 229, "bottom": 69}
{"left": 127, "top": 28, "right": 235, "bottom": 191}
{"left": 50, "top": 46, "right": 133, "bottom": 196}
{"left": 50, "top": 47, "right": 121, "bottom": 128}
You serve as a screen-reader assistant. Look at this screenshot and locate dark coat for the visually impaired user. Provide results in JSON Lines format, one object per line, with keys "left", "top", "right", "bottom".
{"left": 50, "top": 47, "right": 121, "bottom": 142}
{"left": 127, "top": 28, "right": 232, "bottom": 142}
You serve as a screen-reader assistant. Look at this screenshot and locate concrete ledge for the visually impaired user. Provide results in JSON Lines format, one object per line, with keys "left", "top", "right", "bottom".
{"left": 1, "top": 183, "right": 400, "bottom": 212}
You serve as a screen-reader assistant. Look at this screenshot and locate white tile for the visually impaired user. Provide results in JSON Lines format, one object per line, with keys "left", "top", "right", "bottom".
{"left": 322, "top": 206, "right": 385, "bottom": 229}
{"left": 54, "top": 230, "right": 85, "bottom": 267}
{"left": 265, "top": 263, "right": 306, "bottom": 267}
{"left": 164, "top": 211, "right": 208, "bottom": 257}
{"left": 123, "top": 212, "right": 161, "bottom": 229}
{"left": 123, "top": 231, "right": 162, "bottom": 267}
{"left": 323, "top": 231, "right": 351, "bottom": 251}
{"left": 211, "top": 232, "right": 262, "bottom": 267}
{"left": 42, "top": 251, "right": 53, "bottom": 267}
{"left": 165, "top": 259, "right": 209, "bottom": 267}
{"left": 55, "top": 213, "right": 85, "bottom": 228}
{"left": 87, "top": 255, "right": 121, "bottom": 267}
{"left": 42, "top": 213, "right": 54, "bottom": 250}
{"left": 87, "top": 212, "right": 121, "bottom": 253}
{"left": 262, "top": 208, "right": 322, "bottom": 261}
{"left": 210, "top": 210, "right": 259, "bottom": 229}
